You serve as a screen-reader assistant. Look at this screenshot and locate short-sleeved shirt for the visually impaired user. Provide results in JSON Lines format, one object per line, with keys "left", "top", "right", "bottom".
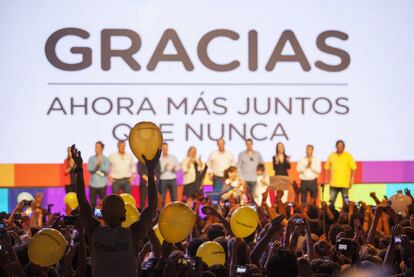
{"left": 324, "top": 151, "right": 357, "bottom": 188}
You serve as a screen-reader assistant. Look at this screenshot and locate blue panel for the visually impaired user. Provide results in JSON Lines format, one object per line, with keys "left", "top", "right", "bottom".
{"left": 0, "top": 188, "right": 8, "bottom": 212}
{"left": 386, "top": 183, "right": 414, "bottom": 198}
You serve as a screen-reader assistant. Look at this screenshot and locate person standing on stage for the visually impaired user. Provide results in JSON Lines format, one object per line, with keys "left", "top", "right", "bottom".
{"left": 109, "top": 140, "right": 136, "bottom": 194}
{"left": 272, "top": 142, "right": 291, "bottom": 202}
{"left": 138, "top": 159, "right": 160, "bottom": 210}
{"left": 87, "top": 141, "right": 110, "bottom": 208}
{"left": 63, "top": 146, "right": 76, "bottom": 193}
{"left": 182, "top": 146, "right": 205, "bottom": 204}
{"left": 324, "top": 140, "right": 357, "bottom": 205}
{"left": 159, "top": 143, "right": 179, "bottom": 205}
{"left": 207, "top": 138, "right": 235, "bottom": 201}
{"left": 296, "top": 144, "right": 321, "bottom": 204}
{"left": 237, "top": 138, "right": 263, "bottom": 195}
{"left": 272, "top": 142, "right": 291, "bottom": 176}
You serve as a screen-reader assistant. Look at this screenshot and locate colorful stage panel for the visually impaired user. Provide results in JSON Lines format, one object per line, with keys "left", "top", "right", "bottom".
{"left": 362, "top": 161, "right": 414, "bottom": 183}
{"left": 0, "top": 164, "right": 14, "bottom": 187}
{"left": 15, "top": 164, "right": 61, "bottom": 187}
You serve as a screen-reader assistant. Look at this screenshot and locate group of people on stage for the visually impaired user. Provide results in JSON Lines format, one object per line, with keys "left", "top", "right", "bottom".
{"left": 64, "top": 138, "right": 357, "bottom": 209}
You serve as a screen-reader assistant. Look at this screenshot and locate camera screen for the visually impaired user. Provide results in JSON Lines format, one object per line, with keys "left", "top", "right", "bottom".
{"left": 338, "top": 244, "right": 347, "bottom": 250}
{"left": 294, "top": 218, "right": 304, "bottom": 224}
{"left": 236, "top": 267, "right": 247, "bottom": 273}
{"left": 94, "top": 209, "right": 103, "bottom": 218}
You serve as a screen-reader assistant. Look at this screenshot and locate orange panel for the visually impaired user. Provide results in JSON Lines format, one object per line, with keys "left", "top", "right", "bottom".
{"left": 0, "top": 164, "right": 15, "bottom": 187}
{"left": 15, "top": 164, "right": 61, "bottom": 187}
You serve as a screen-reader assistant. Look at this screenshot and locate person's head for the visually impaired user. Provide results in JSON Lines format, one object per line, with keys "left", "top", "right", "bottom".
{"left": 67, "top": 146, "right": 72, "bottom": 158}
{"left": 162, "top": 143, "right": 169, "bottom": 155}
{"left": 117, "top": 140, "right": 126, "bottom": 154}
{"left": 224, "top": 166, "right": 238, "bottom": 180}
{"left": 336, "top": 140, "right": 345, "bottom": 154}
{"left": 187, "top": 146, "right": 197, "bottom": 159}
{"left": 328, "top": 224, "right": 344, "bottom": 245}
{"left": 245, "top": 138, "right": 253, "bottom": 151}
{"left": 297, "top": 257, "right": 311, "bottom": 277}
{"left": 306, "top": 144, "right": 314, "bottom": 157}
{"left": 207, "top": 223, "right": 225, "bottom": 240}
{"left": 227, "top": 238, "right": 248, "bottom": 265}
{"left": 217, "top": 138, "right": 225, "bottom": 152}
{"left": 316, "top": 261, "right": 341, "bottom": 276}
{"left": 314, "top": 240, "right": 331, "bottom": 258}
{"left": 276, "top": 142, "right": 285, "bottom": 155}
{"left": 266, "top": 248, "right": 298, "bottom": 277}
{"left": 187, "top": 237, "right": 207, "bottom": 258}
{"left": 310, "top": 258, "right": 325, "bottom": 273}
{"left": 256, "top": 163, "right": 265, "bottom": 176}
{"left": 95, "top": 141, "right": 104, "bottom": 155}
{"left": 101, "top": 194, "right": 126, "bottom": 227}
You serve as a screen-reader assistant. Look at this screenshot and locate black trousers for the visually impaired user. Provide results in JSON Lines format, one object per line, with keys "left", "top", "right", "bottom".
{"left": 90, "top": 187, "right": 106, "bottom": 208}
{"left": 300, "top": 179, "right": 317, "bottom": 204}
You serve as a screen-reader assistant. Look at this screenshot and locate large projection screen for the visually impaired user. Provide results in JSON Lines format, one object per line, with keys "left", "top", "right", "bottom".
{"left": 0, "top": 0, "right": 413, "bottom": 164}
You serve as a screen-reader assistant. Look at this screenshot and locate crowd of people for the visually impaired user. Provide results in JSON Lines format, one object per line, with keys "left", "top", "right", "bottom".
{"left": 1, "top": 140, "right": 414, "bottom": 277}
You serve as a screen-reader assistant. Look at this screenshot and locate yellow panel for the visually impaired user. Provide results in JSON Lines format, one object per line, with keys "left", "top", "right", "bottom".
{"left": 0, "top": 164, "right": 15, "bottom": 187}
{"left": 265, "top": 162, "right": 274, "bottom": 176}
{"left": 349, "top": 184, "right": 386, "bottom": 206}
{"left": 319, "top": 184, "right": 386, "bottom": 209}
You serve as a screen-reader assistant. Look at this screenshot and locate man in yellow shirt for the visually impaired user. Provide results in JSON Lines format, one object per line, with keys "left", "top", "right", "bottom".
{"left": 324, "top": 140, "right": 357, "bottom": 205}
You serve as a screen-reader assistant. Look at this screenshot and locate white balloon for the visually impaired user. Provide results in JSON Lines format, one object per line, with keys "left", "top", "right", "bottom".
{"left": 17, "top": 192, "right": 34, "bottom": 203}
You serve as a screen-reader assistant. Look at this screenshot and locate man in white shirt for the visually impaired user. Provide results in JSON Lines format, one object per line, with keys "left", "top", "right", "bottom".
{"left": 159, "top": 143, "right": 179, "bottom": 205}
{"left": 109, "top": 140, "right": 136, "bottom": 194}
{"left": 296, "top": 144, "right": 321, "bottom": 204}
{"left": 207, "top": 138, "right": 235, "bottom": 201}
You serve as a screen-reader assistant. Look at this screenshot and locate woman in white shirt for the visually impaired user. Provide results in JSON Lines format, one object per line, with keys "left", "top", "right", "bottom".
{"left": 182, "top": 146, "right": 205, "bottom": 204}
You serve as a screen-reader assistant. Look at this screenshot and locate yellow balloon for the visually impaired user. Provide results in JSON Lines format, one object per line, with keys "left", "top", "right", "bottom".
{"left": 153, "top": 224, "right": 164, "bottom": 244}
{"left": 129, "top": 121, "right": 163, "bottom": 164}
{"left": 64, "top": 192, "right": 78, "bottom": 210}
{"left": 120, "top": 193, "right": 136, "bottom": 207}
{"left": 159, "top": 201, "right": 195, "bottom": 243}
{"left": 28, "top": 228, "right": 67, "bottom": 267}
{"left": 230, "top": 206, "right": 259, "bottom": 238}
{"left": 196, "top": 241, "right": 226, "bottom": 267}
{"left": 122, "top": 203, "right": 140, "bottom": 227}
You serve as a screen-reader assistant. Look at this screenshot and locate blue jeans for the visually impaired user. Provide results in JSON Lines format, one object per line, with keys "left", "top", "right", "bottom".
{"left": 329, "top": 187, "right": 349, "bottom": 205}
{"left": 212, "top": 176, "right": 224, "bottom": 201}
{"left": 112, "top": 178, "right": 131, "bottom": 194}
{"left": 160, "top": 179, "right": 177, "bottom": 205}
{"left": 246, "top": 181, "right": 256, "bottom": 195}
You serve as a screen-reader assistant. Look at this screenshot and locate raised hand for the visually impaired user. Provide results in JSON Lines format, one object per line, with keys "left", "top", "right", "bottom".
{"left": 143, "top": 149, "right": 162, "bottom": 175}
{"left": 196, "top": 165, "right": 208, "bottom": 185}
{"left": 201, "top": 205, "right": 219, "bottom": 217}
{"left": 391, "top": 224, "right": 402, "bottom": 239}
{"left": 70, "top": 144, "right": 83, "bottom": 169}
